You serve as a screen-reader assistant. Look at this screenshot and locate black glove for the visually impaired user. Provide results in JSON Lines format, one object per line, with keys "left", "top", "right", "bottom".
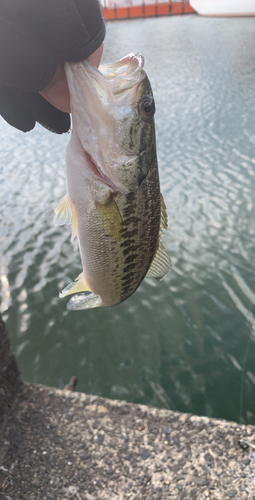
{"left": 0, "top": 0, "right": 105, "bottom": 133}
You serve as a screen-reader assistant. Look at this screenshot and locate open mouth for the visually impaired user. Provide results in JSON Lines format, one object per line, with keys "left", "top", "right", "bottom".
{"left": 99, "top": 53, "right": 145, "bottom": 94}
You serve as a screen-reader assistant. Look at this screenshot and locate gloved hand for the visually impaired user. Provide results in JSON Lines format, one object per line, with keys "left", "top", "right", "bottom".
{"left": 0, "top": 0, "right": 105, "bottom": 133}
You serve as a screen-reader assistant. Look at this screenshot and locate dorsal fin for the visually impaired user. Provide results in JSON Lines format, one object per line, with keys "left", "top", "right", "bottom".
{"left": 146, "top": 192, "right": 171, "bottom": 280}
{"left": 146, "top": 242, "right": 171, "bottom": 281}
{"left": 160, "top": 193, "right": 168, "bottom": 233}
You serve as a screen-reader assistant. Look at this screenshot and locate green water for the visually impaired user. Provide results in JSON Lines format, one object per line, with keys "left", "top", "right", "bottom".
{"left": 1, "top": 15, "right": 255, "bottom": 423}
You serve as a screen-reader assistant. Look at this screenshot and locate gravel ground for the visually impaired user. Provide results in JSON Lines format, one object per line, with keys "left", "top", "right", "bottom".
{"left": 1, "top": 383, "right": 255, "bottom": 500}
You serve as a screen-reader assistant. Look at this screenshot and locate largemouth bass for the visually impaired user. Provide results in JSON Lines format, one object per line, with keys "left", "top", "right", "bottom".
{"left": 54, "top": 53, "right": 171, "bottom": 310}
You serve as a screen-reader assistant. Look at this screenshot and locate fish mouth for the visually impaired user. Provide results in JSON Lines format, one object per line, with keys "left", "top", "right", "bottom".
{"left": 65, "top": 52, "right": 145, "bottom": 108}
{"left": 99, "top": 52, "right": 145, "bottom": 94}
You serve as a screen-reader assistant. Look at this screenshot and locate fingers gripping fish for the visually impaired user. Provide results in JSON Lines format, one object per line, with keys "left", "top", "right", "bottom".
{"left": 54, "top": 53, "right": 171, "bottom": 310}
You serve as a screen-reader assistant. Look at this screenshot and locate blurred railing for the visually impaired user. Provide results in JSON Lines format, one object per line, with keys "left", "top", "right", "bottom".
{"left": 101, "top": 0, "right": 195, "bottom": 20}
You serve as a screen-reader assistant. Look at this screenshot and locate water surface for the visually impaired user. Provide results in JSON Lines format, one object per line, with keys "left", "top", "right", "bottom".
{"left": 1, "top": 15, "right": 255, "bottom": 423}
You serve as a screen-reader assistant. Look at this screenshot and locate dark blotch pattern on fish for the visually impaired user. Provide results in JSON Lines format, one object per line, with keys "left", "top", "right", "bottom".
{"left": 119, "top": 160, "right": 161, "bottom": 303}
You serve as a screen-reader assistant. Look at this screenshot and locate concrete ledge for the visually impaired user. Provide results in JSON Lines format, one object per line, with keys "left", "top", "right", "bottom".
{"left": 0, "top": 315, "right": 22, "bottom": 428}
{"left": 0, "top": 383, "right": 255, "bottom": 499}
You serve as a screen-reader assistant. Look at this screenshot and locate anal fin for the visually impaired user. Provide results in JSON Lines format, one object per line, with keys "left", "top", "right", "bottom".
{"left": 59, "top": 273, "right": 91, "bottom": 298}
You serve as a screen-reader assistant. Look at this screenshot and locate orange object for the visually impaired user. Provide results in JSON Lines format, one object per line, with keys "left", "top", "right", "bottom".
{"left": 144, "top": 4, "right": 156, "bottom": 15}
{"left": 157, "top": 3, "right": 170, "bottom": 15}
{"left": 184, "top": 2, "right": 195, "bottom": 12}
{"left": 101, "top": 1, "right": 195, "bottom": 20}
{"left": 116, "top": 6, "right": 129, "bottom": 17}
{"left": 102, "top": 7, "right": 115, "bottom": 18}
{"left": 129, "top": 5, "right": 144, "bottom": 17}
{"left": 171, "top": 2, "right": 183, "bottom": 14}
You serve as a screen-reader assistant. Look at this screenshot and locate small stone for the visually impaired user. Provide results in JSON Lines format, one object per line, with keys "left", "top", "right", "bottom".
{"left": 227, "top": 491, "right": 236, "bottom": 498}
{"left": 194, "top": 477, "right": 209, "bottom": 486}
{"left": 140, "top": 447, "right": 150, "bottom": 460}
{"left": 244, "top": 459, "right": 251, "bottom": 465}
{"left": 174, "top": 436, "right": 180, "bottom": 446}
{"left": 86, "top": 404, "right": 97, "bottom": 411}
{"left": 163, "top": 427, "right": 171, "bottom": 435}
{"left": 97, "top": 405, "right": 108, "bottom": 414}
{"left": 144, "top": 473, "right": 151, "bottom": 483}
{"left": 190, "top": 489, "right": 197, "bottom": 499}
{"left": 239, "top": 441, "right": 249, "bottom": 450}
{"left": 205, "top": 452, "right": 214, "bottom": 468}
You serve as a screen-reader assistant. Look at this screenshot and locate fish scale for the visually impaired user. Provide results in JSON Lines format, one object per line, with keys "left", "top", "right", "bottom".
{"left": 119, "top": 164, "right": 161, "bottom": 302}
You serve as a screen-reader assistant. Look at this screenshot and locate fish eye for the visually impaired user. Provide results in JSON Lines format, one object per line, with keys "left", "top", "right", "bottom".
{"left": 139, "top": 95, "right": 155, "bottom": 121}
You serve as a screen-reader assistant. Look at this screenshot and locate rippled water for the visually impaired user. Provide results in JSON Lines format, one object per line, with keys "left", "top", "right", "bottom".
{"left": 1, "top": 15, "right": 255, "bottom": 423}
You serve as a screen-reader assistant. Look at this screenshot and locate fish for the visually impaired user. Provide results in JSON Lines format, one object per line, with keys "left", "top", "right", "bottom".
{"left": 54, "top": 52, "right": 171, "bottom": 311}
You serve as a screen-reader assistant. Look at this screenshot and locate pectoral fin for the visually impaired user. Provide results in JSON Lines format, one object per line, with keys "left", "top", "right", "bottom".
{"left": 67, "top": 293, "right": 102, "bottom": 311}
{"left": 96, "top": 197, "right": 122, "bottom": 242}
{"left": 54, "top": 194, "right": 78, "bottom": 243}
{"left": 54, "top": 194, "right": 72, "bottom": 226}
{"left": 146, "top": 242, "right": 171, "bottom": 281}
{"left": 59, "top": 273, "right": 91, "bottom": 298}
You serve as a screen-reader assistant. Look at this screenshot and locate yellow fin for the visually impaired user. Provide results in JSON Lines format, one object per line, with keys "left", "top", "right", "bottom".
{"left": 54, "top": 194, "right": 72, "bottom": 226}
{"left": 96, "top": 197, "right": 122, "bottom": 242}
{"left": 160, "top": 193, "right": 168, "bottom": 233}
{"left": 59, "top": 273, "right": 91, "bottom": 298}
{"left": 146, "top": 242, "right": 171, "bottom": 281}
